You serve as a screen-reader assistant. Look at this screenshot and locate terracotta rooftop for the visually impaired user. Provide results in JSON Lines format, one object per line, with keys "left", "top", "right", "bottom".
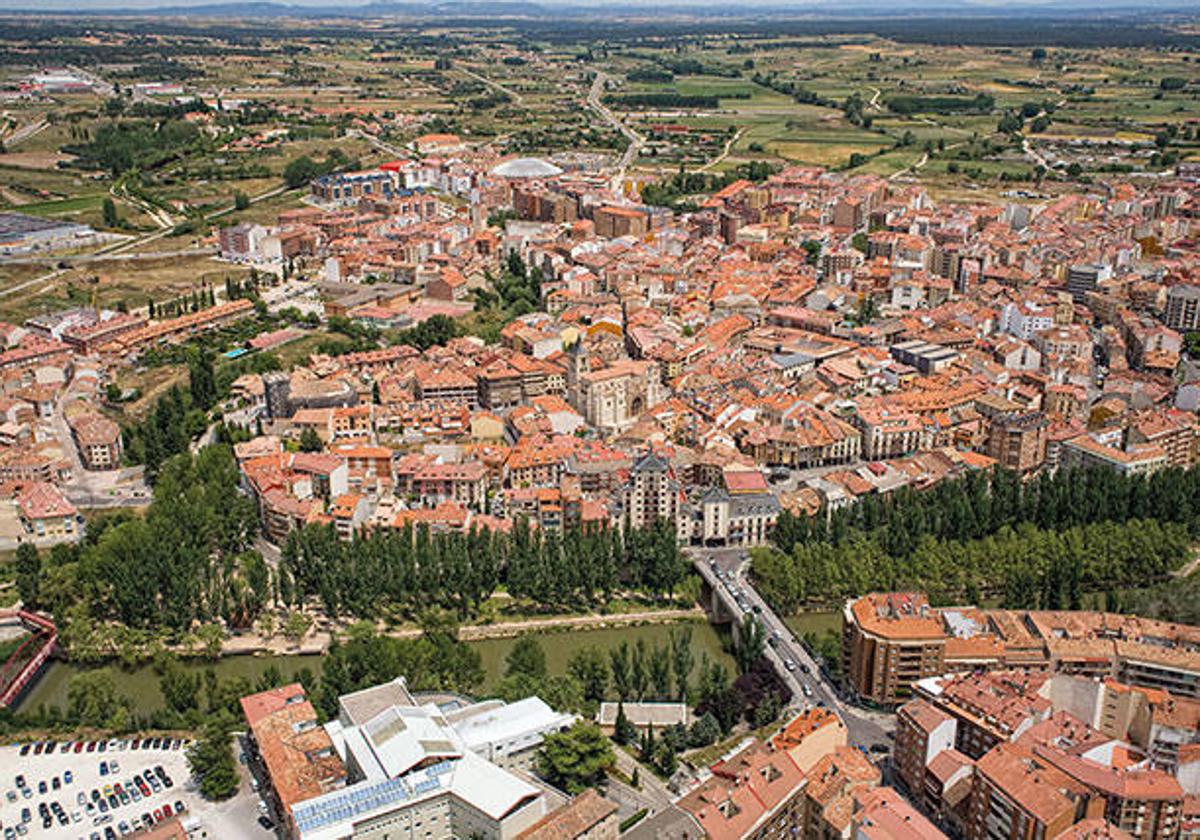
{"left": 516, "top": 789, "right": 617, "bottom": 840}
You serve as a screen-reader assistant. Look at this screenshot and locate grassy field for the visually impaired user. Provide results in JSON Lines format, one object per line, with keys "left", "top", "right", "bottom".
{"left": 597, "top": 35, "right": 1200, "bottom": 184}
{"left": 0, "top": 254, "right": 250, "bottom": 323}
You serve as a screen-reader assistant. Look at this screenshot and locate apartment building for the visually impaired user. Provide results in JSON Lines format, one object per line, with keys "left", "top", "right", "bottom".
{"left": 68, "top": 411, "right": 123, "bottom": 471}
{"left": 621, "top": 450, "right": 680, "bottom": 531}
{"left": 842, "top": 593, "right": 948, "bottom": 706}
{"left": 770, "top": 708, "right": 849, "bottom": 774}
{"left": 240, "top": 684, "right": 349, "bottom": 838}
{"left": 985, "top": 411, "right": 1048, "bottom": 474}
{"left": 968, "top": 742, "right": 1098, "bottom": 840}
{"left": 1165, "top": 285, "right": 1200, "bottom": 332}
{"left": 516, "top": 790, "right": 618, "bottom": 840}
{"left": 851, "top": 786, "right": 950, "bottom": 840}
{"left": 894, "top": 700, "right": 957, "bottom": 797}
{"left": 593, "top": 205, "right": 649, "bottom": 239}
{"left": 676, "top": 740, "right": 808, "bottom": 840}
{"left": 1059, "top": 435, "right": 1167, "bottom": 477}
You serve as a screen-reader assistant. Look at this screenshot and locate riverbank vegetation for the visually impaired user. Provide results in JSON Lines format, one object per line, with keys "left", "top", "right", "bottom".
{"left": 279, "top": 514, "right": 689, "bottom": 620}
{"left": 759, "top": 466, "right": 1199, "bottom": 611}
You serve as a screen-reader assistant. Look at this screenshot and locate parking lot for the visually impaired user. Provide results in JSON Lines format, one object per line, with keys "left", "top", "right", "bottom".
{"left": 0, "top": 737, "right": 207, "bottom": 839}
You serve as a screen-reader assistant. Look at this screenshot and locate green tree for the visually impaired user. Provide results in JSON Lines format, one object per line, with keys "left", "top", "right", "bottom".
{"left": 195, "top": 623, "right": 225, "bottom": 659}
{"left": 102, "top": 197, "right": 120, "bottom": 228}
{"left": 670, "top": 627, "right": 694, "bottom": 701}
{"left": 688, "top": 712, "right": 720, "bottom": 748}
{"left": 298, "top": 427, "right": 323, "bottom": 452}
{"left": 188, "top": 348, "right": 217, "bottom": 411}
{"left": 187, "top": 715, "right": 240, "bottom": 800}
{"left": 505, "top": 635, "right": 547, "bottom": 680}
{"left": 283, "top": 155, "right": 324, "bottom": 188}
{"left": 283, "top": 610, "right": 313, "bottom": 643}
{"left": 567, "top": 646, "right": 608, "bottom": 704}
{"left": 613, "top": 700, "right": 637, "bottom": 745}
{"left": 234, "top": 192, "right": 250, "bottom": 211}
{"left": 15, "top": 543, "right": 40, "bottom": 608}
{"left": 609, "top": 642, "right": 632, "bottom": 701}
{"left": 160, "top": 657, "right": 202, "bottom": 714}
{"left": 537, "top": 721, "right": 615, "bottom": 794}
{"left": 67, "top": 669, "right": 130, "bottom": 729}
{"left": 734, "top": 615, "right": 766, "bottom": 673}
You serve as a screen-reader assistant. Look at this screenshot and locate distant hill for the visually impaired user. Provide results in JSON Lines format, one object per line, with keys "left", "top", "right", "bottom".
{"left": 10, "top": 0, "right": 1199, "bottom": 17}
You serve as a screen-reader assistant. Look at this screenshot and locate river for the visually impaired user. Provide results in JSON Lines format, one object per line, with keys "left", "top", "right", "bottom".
{"left": 17, "top": 619, "right": 736, "bottom": 715}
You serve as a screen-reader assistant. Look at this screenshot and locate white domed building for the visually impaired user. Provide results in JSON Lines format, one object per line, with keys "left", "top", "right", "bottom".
{"left": 490, "top": 157, "right": 564, "bottom": 180}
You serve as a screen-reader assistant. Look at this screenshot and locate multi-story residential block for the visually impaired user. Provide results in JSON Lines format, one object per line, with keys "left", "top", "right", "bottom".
{"left": 894, "top": 699, "right": 957, "bottom": 797}
{"left": 676, "top": 739, "right": 808, "bottom": 840}
{"left": 851, "top": 786, "right": 950, "bottom": 840}
{"left": 968, "top": 742, "right": 1098, "bottom": 840}
{"left": 516, "top": 790, "right": 618, "bottom": 840}
{"left": 1059, "top": 435, "right": 1167, "bottom": 477}
{"left": 68, "top": 411, "right": 123, "bottom": 471}
{"left": 621, "top": 450, "right": 680, "bottom": 531}
{"left": 1068, "top": 263, "right": 1113, "bottom": 302}
{"left": 842, "top": 592, "right": 948, "bottom": 706}
{"left": 770, "top": 707, "right": 849, "bottom": 774}
{"left": 985, "top": 411, "right": 1048, "bottom": 474}
{"left": 15, "top": 481, "right": 79, "bottom": 540}
{"left": 1165, "top": 285, "right": 1200, "bottom": 332}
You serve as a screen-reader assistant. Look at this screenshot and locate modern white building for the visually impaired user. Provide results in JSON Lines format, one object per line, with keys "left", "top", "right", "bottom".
{"left": 258, "top": 678, "right": 575, "bottom": 840}
{"left": 998, "top": 300, "right": 1055, "bottom": 341}
{"left": 298, "top": 703, "right": 547, "bottom": 840}
{"left": 447, "top": 697, "right": 575, "bottom": 771}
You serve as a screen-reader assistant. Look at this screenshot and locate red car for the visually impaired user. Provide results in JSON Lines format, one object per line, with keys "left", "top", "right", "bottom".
{"left": 162, "top": 804, "right": 173, "bottom": 818}
{"left": 153, "top": 808, "right": 163, "bottom": 822}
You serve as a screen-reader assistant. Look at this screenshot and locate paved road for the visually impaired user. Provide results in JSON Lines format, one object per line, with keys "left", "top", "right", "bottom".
{"left": 698, "top": 128, "right": 742, "bottom": 173}
{"left": 691, "top": 547, "right": 892, "bottom": 750}
{"left": 347, "top": 129, "right": 410, "bottom": 160}
{"left": 49, "top": 379, "right": 149, "bottom": 511}
{"left": 586, "top": 72, "right": 643, "bottom": 186}
{"left": 3, "top": 247, "right": 217, "bottom": 268}
{"left": 3, "top": 118, "right": 48, "bottom": 147}
{"left": 459, "top": 66, "right": 524, "bottom": 106}
{"left": 611, "top": 748, "right": 672, "bottom": 814}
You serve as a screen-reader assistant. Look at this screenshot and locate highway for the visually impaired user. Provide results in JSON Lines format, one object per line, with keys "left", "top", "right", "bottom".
{"left": 692, "top": 547, "right": 892, "bottom": 751}
{"left": 586, "top": 72, "right": 643, "bottom": 187}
